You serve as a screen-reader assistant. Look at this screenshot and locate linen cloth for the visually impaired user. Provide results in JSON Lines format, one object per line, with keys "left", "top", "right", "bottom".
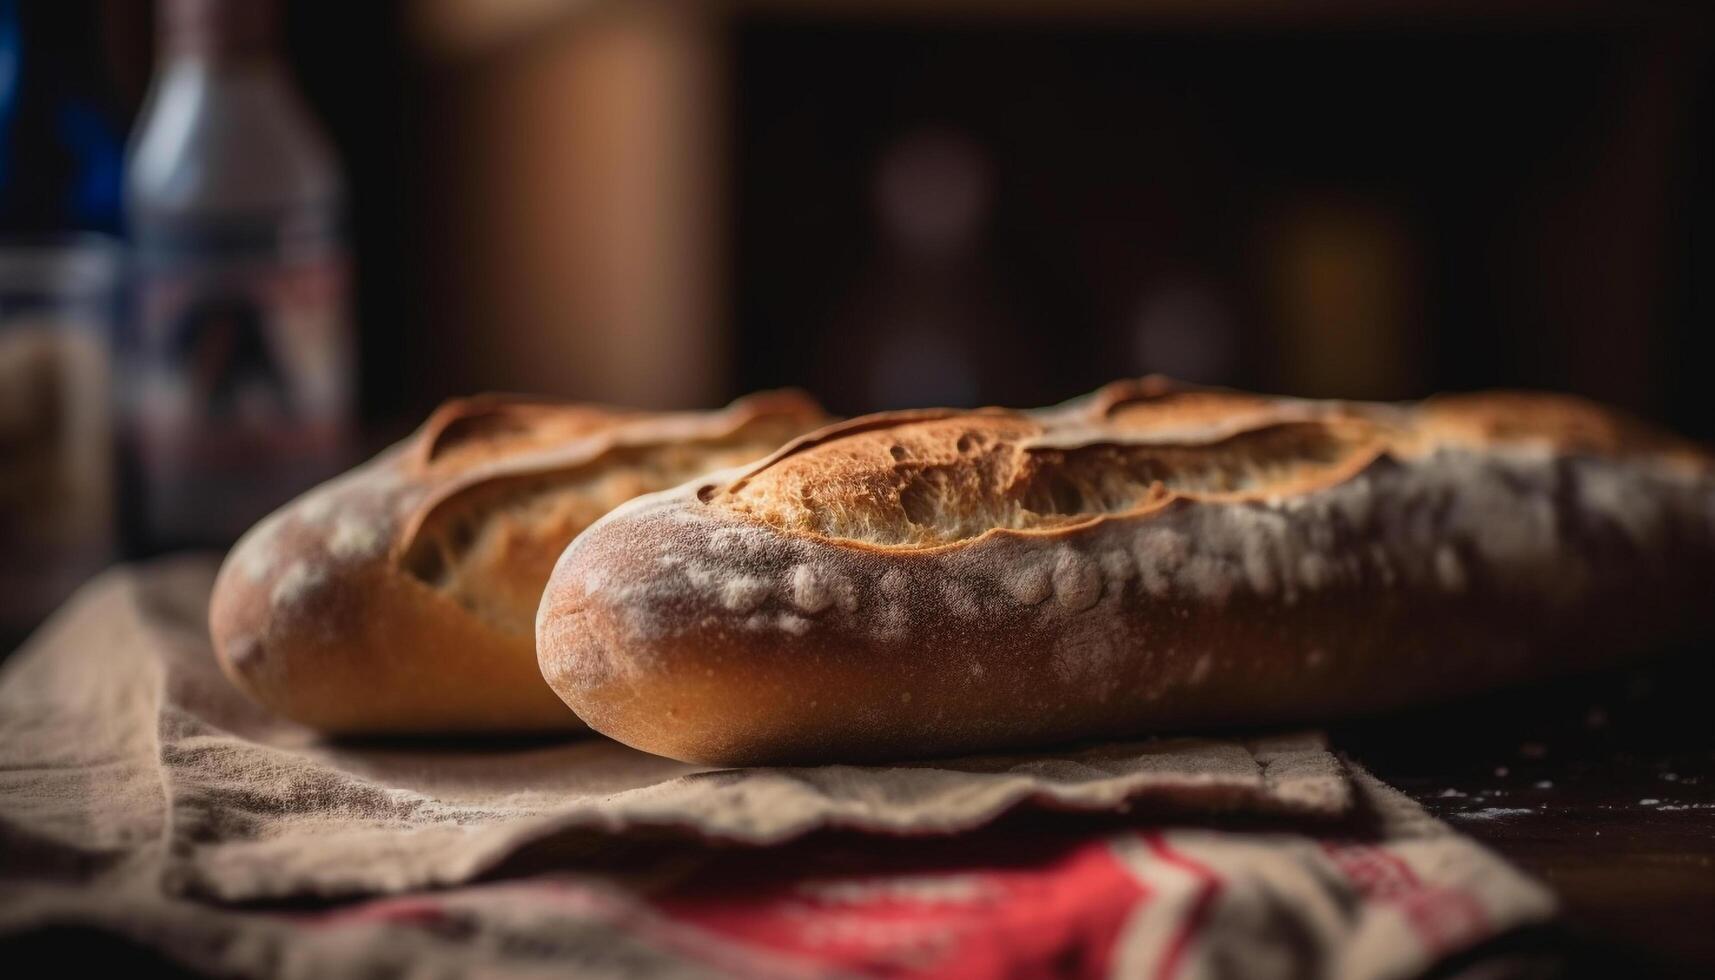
{"left": 0, "top": 559, "right": 1554, "bottom": 978}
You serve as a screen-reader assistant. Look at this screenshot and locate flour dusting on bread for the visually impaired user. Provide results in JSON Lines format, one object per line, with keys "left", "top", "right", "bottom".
{"left": 537, "top": 379, "right": 1715, "bottom": 763}
{"left": 209, "top": 389, "right": 829, "bottom": 734}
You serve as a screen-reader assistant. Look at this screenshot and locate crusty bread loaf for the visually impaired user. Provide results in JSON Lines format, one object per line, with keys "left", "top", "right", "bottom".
{"left": 537, "top": 377, "right": 1715, "bottom": 765}
{"left": 209, "top": 390, "right": 828, "bottom": 734}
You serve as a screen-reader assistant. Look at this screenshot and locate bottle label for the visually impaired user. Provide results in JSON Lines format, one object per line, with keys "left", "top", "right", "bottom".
{"left": 131, "top": 228, "right": 352, "bottom": 547}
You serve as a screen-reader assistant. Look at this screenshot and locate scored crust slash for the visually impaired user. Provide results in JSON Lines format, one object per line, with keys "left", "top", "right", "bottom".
{"left": 537, "top": 376, "right": 1715, "bottom": 765}
{"left": 207, "top": 390, "right": 830, "bottom": 734}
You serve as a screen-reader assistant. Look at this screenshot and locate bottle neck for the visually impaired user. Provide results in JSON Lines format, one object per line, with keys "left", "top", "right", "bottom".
{"left": 154, "top": 48, "right": 286, "bottom": 81}
{"left": 157, "top": 0, "right": 279, "bottom": 64}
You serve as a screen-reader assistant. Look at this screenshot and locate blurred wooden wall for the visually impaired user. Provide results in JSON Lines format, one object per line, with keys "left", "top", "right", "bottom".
{"left": 414, "top": 0, "right": 726, "bottom": 410}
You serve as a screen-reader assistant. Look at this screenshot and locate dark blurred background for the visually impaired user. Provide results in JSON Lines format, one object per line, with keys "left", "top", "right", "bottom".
{"left": 309, "top": 0, "right": 1714, "bottom": 429}
{"left": 59, "top": 0, "right": 1705, "bottom": 427}
{"left": 2, "top": 0, "right": 1713, "bottom": 634}
{"left": 24, "top": 0, "right": 1715, "bottom": 425}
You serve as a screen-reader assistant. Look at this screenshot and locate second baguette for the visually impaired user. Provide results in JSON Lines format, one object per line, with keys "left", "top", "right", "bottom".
{"left": 210, "top": 390, "right": 828, "bottom": 734}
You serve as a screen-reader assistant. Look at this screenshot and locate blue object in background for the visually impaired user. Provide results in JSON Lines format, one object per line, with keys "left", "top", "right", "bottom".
{"left": 0, "top": 0, "right": 124, "bottom": 235}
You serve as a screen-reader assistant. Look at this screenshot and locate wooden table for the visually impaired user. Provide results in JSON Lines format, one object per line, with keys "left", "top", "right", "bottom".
{"left": 1335, "top": 648, "right": 1715, "bottom": 978}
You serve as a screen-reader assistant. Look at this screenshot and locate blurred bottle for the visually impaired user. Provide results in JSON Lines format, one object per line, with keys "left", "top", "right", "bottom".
{"left": 125, "top": 0, "right": 352, "bottom": 553}
{"left": 0, "top": 0, "right": 123, "bottom": 635}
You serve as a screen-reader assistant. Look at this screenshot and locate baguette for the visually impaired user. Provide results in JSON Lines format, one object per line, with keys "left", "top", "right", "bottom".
{"left": 209, "top": 390, "right": 828, "bottom": 733}
{"left": 537, "top": 378, "right": 1715, "bottom": 764}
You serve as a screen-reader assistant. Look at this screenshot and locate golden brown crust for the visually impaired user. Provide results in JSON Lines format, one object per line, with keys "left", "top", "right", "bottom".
{"left": 209, "top": 390, "right": 829, "bottom": 734}
{"left": 1417, "top": 389, "right": 1705, "bottom": 460}
{"left": 539, "top": 378, "right": 1715, "bottom": 764}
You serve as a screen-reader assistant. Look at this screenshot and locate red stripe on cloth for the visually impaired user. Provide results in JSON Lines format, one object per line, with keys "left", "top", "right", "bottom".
{"left": 1319, "top": 841, "right": 1492, "bottom": 956}
{"left": 650, "top": 833, "right": 1150, "bottom": 978}
{"left": 1142, "top": 833, "right": 1225, "bottom": 980}
{"left": 1364, "top": 842, "right": 1422, "bottom": 889}
{"left": 1402, "top": 886, "right": 1492, "bottom": 953}
{"left": 1355, "top": 844, "right": 1485, "bottom": 950}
